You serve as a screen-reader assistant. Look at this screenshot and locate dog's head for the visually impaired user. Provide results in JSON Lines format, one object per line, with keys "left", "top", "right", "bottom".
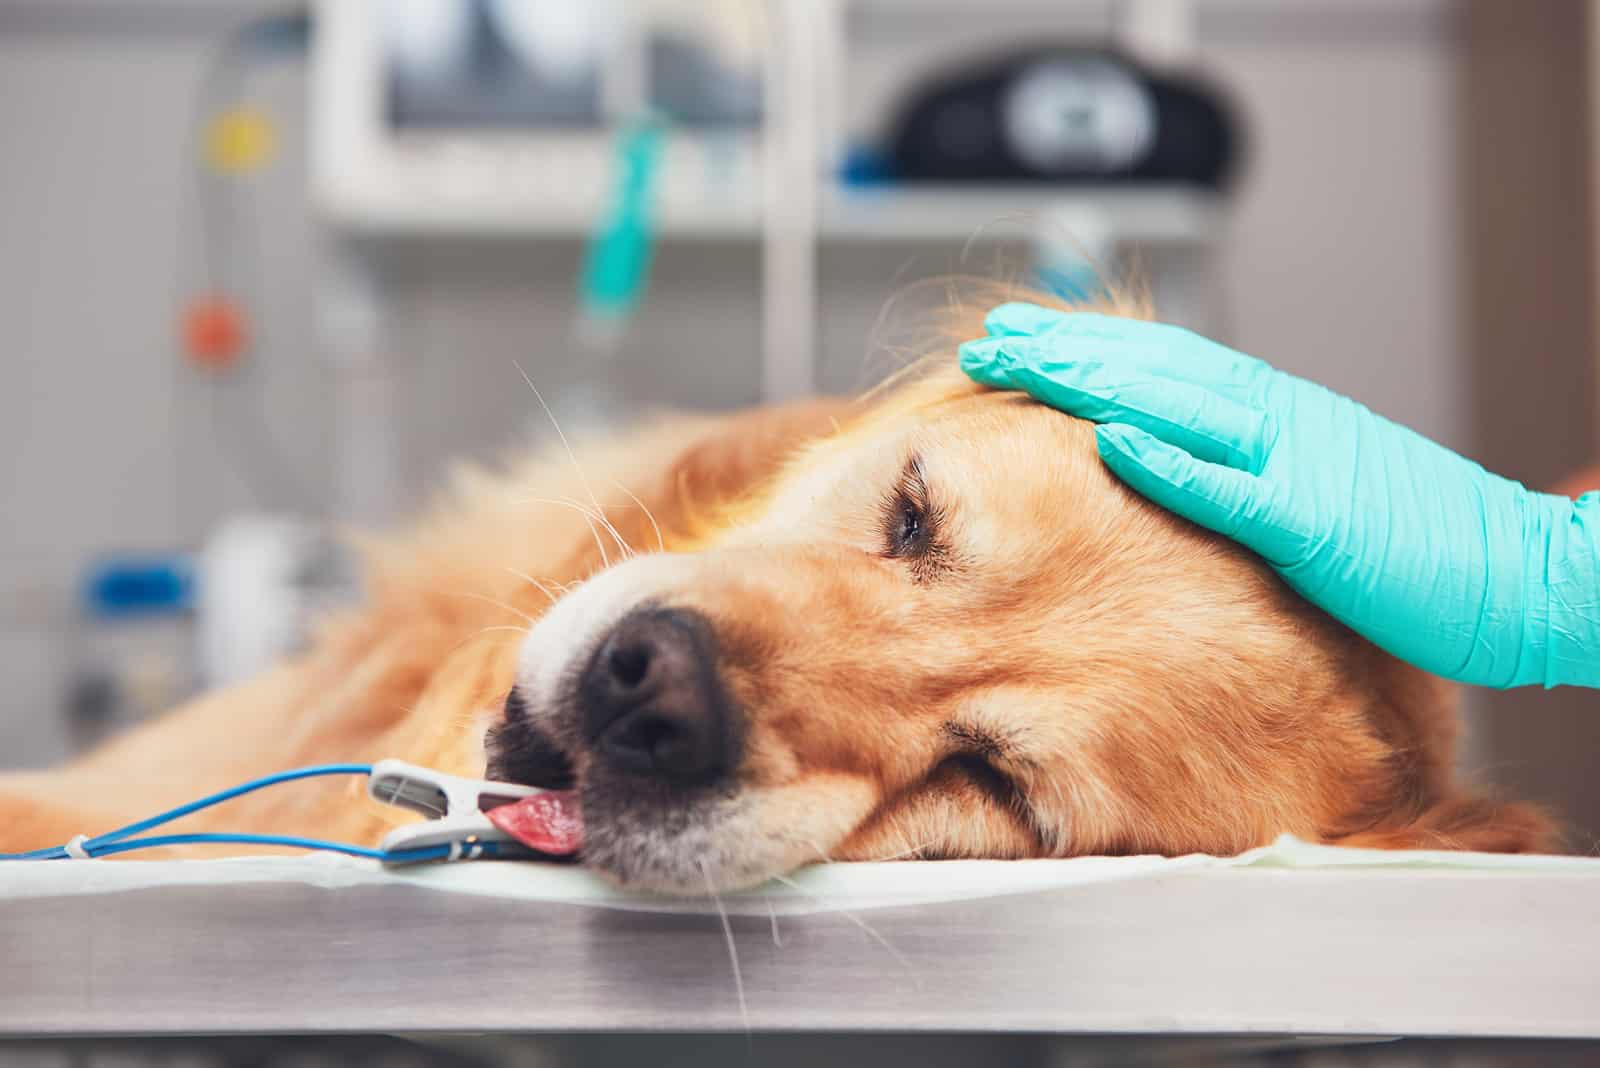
{"left": 488, "top": 349, "right": 1533, "bottom": 893}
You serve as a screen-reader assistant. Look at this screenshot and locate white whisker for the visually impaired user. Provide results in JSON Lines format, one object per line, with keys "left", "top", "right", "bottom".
{"left": 702, "top": 861, "right": 750, "bottom": 1034}
{"left": 445, "top": 623, "right": 530, "bottom": 656}
{"left": 767, "top": 899, "right": 784, "bottom": 948}
{"left": 471, "top": 624, "right": 531, "bottom": 638}
{"left": 557, "top": 494, "right": 632, "bottom": 560}
{"left": 770, "top": 874, "right": 918, "bottom": 980}
{"left": 454, "top": 591, "right": 536, "bottom": 626}
{"left": 512, "top": 361, "right": 606, "bottom": 522}
{"left": 518, "top": 495, "right": 612, "bottom": 568}
{"left": 865, "top": 838, "right": 936, "bottom": 863}
{"left": 502, "top": 566, "right": 561, "bottom": 608}
{"left": 611, "top": 480, "right": 666, "bottom": 553}
{"left": 803, "top": 837, "right": 835, "bottom": 863}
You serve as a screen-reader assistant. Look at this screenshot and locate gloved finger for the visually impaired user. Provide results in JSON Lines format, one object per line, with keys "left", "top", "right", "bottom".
{"left": 981, "top": 301, "right": 1071, "bottom": 338}
{"left": 969, "top": 312, "right": 1271, "bottom": 399}
{"left": 959, "top": 332, "right": 1175, "bottom": 386}
{"left": 1004, "top": 361, "right": 1277, "bottom": 472}
{"left": 1095, "top": 424, "right": 1313, "bottom": 568}
{"left": 959, "top": 340, "right": 1275, "bottom": 469}
{"left": 982, "top": 306, "right": 1157, "bottom": 348}
{"left": 958, "top": 336, "right": 1016, "bottom": 387}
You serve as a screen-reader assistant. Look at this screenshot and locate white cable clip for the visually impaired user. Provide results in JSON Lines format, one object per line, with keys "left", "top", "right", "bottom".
{"left": 64, "top": 835, "right": 92, "bottom": 860}
{"left": 367, "top": 759, "right": 545, "bottom": 865}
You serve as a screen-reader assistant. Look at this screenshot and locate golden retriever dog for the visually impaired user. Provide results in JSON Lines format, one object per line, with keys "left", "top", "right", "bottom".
{"left": 0, "top": 290, "right": 1557, "bottom": 893}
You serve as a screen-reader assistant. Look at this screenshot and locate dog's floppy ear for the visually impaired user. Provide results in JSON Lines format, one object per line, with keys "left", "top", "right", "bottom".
{"left": 1335, "top": 796, "right": 1561, "bottom": 854}
{"left": 662, "top": 397, "right": 854, "bottom": 532}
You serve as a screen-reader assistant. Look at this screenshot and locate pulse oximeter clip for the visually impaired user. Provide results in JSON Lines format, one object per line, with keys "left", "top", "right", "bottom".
{"left": 366, "top": 759, "right": 544, "bottom": 863}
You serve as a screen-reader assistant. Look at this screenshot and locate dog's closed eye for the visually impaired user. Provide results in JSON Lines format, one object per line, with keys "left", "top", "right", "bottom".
{"left": 881, "top": 454, "right": 951, "bottom": 580}
{"left": 933, "top": 752, "right": 1017, "bottom": 807}
{"left": 889, "top": 493, "right": 926, "bottom": 555}
{"left": 937, "top": 721, "right": 1029, "bottom": 808}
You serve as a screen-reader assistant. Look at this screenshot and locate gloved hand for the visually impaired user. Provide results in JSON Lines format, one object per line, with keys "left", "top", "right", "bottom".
{"left": 960, "top": 303, "right": 1600, "bottom": 689}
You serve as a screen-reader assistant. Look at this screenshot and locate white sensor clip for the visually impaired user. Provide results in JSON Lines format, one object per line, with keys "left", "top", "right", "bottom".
{"left": 367, "top": 758, "right": 543, "bottom": 863}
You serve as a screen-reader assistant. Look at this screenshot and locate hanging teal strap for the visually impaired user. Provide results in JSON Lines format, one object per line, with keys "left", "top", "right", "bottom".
{"left": 579, "top": 119, "right": 666, "bottom": 330}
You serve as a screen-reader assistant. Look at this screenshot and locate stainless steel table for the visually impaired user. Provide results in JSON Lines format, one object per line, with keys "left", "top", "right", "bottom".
{"left": 4, "top": 846, "right": 1597, "bottom": 1041}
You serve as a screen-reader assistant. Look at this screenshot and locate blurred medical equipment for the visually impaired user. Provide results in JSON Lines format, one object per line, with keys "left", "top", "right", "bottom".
{"left": 886, "top": 47, "right": 1237, "bottom": 188}
{"left": 66, "top": 556, "right": 198, "bottom": 751}
{"left": 312, "top": 0, "right": 793, "bottom": 519}
{"left": 180, "top": 9, "right": 316, "bottom": 515}
{"left": 376, "top": 0, "right": 763, "bottom": 351}
{"left": 315, "top": 1, "right": 766, "bottom": 232}
{"left": 64, "top": 519, "right": 358, "bottom": 750}
{"left": 197, "top": 516, "right": 360, "bottom": 688}
{"left": 60, "top": 8, "right": 341, "bottom": 755}
{"left": 311, "top": 1, "right": 1222, "bottom": 397}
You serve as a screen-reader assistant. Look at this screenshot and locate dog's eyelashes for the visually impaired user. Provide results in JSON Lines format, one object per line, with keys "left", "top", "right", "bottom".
{"left": 882, "top": 455, "right": 940, "bottom": 561}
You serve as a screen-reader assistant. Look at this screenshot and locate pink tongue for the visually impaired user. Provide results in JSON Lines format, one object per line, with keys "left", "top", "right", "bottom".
{"left": 485, "top": 792, "right": 584, "bottom": 856}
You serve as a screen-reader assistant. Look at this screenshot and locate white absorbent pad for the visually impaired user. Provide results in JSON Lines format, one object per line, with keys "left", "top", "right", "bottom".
{"left": 3, "top": 833, "right": 1597, "bottom": 915}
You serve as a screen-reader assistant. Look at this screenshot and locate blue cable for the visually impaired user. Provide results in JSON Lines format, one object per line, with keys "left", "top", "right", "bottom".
{"left": 0, "top": 763, "right": 481, "bottom": 864}
{"left": 90, "top": 833, "right": 389, "bottom": 860}
{"left": 88, "top": 834, "right": 483, "bottom": 863}
{"left": 79, "top": 763, "right": 373, "bottom": 849}
{"left": 1, "top": 843, "right": 75, "bottom": 861}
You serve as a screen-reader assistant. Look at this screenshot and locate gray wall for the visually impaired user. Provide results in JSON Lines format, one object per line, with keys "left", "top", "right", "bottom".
{"left": 0, "top": 1, "right": 1500, "bottom": 784}
{"left": 1457, "top": 1, "right": 1600, "bottom": 849}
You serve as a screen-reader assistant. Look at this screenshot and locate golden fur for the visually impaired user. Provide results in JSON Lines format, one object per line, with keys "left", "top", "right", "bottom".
{"left": 0, "top": 289, "right": 1557, "bottom": 889}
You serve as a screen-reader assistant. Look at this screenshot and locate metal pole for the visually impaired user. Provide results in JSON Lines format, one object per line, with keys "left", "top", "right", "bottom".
{"left": 760, "top": 0, "right": 827, "bottom": 401}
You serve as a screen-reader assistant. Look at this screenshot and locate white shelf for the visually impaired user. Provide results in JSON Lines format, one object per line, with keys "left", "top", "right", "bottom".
{"left": 821, "top": 184, "right": 1221, "bottom": 243}
{"left": 327, "top": 182, "right": 1223, "bottom": 246}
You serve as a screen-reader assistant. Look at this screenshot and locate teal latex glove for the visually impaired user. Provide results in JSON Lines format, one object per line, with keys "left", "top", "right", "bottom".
{"left": 960, "top": 303, "right": 1600, "bottom": 689}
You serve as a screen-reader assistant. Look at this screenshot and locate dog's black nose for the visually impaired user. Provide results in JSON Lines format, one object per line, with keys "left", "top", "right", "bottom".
{"left": 578, "top": 607, "right": 737, "bottom": 783}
